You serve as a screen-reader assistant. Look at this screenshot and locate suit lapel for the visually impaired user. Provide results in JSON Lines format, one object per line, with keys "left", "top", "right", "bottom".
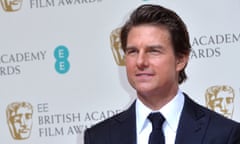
{"left": 175, "top": 94, "right": 209, "bottom": 144}
{"left": 109, "top": 94, "right": 210, "bottom": 144}
{"left": 110, "top": 101, "right": 137, "bottom": 144}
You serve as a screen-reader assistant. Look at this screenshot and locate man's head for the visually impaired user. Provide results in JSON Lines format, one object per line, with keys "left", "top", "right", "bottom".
{"left": 6, "top": 102, "right": 33, "bottom": 140}
{"left": 205, "top": 85, "right": 235, "bottom": 119}
{"left": 120, "top": 4, "right": 191, "bottom": 84}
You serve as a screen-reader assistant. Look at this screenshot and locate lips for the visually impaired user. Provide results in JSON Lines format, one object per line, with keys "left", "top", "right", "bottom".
{"left": 136, "top": 73, "right": 154, "bottom": 76}
{"left": 135, "top": 72, "right": 154, "bottom": 80}
{"left": 19, "top": 128, "right": 30, "bottom": 133}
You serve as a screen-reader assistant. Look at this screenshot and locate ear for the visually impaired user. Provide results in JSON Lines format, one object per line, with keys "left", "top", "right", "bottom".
{"left": 176, "top": 54, "right": 189, "bottom": 72}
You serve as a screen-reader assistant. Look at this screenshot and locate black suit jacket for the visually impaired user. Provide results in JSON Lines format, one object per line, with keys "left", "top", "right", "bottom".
{"left": 84, "top": 94, "right": 240, "bottom": 144}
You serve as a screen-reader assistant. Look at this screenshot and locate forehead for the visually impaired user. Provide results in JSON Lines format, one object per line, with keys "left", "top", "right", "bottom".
{"left": 128, "top": 24, "right": 170, "bottom": 38}
{"left": 127, "top": 25, "right": 172, "bottom": 47}
{"left": 217, "top": 91, "right": 234, "bottom": 98}
{"left": 12, "top": 107, "right": 32, "bottom": 116}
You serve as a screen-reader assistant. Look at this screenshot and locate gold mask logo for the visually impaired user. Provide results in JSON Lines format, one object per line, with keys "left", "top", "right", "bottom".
{"left": 110, "top": 27, "right": 125, "bottom": 66}
{"left": 205, "top": 85, "right": 235, "bottom": 119}
{"left": 0, "top": 0, "right": 23, "bottom": 12}
{"left": 6, "top": 102, "right": 33, "bottom": 140}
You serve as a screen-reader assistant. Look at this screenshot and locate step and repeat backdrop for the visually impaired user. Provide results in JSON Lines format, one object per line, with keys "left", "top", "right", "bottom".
{"left": 1, "top": 0, "right": 240, "bottom": 143}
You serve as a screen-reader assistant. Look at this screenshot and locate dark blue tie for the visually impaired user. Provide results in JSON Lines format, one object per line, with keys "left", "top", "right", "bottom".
{"left": 148, "top": 112, "right": 165, "bottom": 144}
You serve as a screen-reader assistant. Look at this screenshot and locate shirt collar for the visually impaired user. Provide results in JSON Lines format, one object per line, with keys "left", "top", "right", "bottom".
{"left": 136, "top": 89, "right": 185, "bottom": 134}
{"left": 160, "top": 90, "right": 185, "bottom": 132}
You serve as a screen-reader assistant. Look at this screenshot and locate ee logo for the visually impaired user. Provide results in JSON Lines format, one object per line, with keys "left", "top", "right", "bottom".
{"left": 54, "top": 45, "right": 70, "bottom": 74}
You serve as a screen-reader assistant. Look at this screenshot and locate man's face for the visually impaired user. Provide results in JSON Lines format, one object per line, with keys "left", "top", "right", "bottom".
{"left": 10, "top": 107, "right": 33, "bottom": 139}
{"left": 125, "top": 25, "right": 187, "bottom": 99}
{"left": 210, "top": 91, "right": 234, "bottom": 118}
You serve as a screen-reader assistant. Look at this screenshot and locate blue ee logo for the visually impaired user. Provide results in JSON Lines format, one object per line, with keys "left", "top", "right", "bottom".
{"left": 54, "top": 45, "right": 70, "bottom": 74}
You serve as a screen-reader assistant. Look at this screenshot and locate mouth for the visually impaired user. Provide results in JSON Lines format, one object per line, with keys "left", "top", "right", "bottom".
{"left": 19, "top": 129, "right": 30, "bottom": 133}
{"left": 136, "top": 73, "right": 153, "bottom": 76}
{"left": 135, "top": 72, "right": 154, "bottom": 80}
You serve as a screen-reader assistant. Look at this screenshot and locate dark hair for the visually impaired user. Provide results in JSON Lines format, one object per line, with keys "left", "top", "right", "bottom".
{"left": 120, "top": 4, "right": 191, "bottom": 84}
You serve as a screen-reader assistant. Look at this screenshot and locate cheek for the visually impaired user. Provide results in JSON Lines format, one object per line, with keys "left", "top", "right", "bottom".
{"left": 153, "top": 59, "right": 176, "bottom": 73}
{"left": 227, "top": 104, "right": 234, "bottom": 109}
{"left": 126, "top": 66, "right": 134, "bottom": 79}
{"left": 125, "top": 59, "right": 135, "bottom": 72}
{"left": 14, "top": 123, "right": 21, "bottom": 129}
{"left": 26, "top": 120, "right": 32, "bottom": 125}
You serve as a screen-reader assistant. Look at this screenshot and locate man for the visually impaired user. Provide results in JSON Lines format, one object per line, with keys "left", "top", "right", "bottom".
{"left": 6, "top": 102, "right": 33, "bottom": 140}
{"left": 84, "top": 4, "right": 240, "bottom": 144}
{"left": 205, "top": 85, "right": 235, "bottom": 119}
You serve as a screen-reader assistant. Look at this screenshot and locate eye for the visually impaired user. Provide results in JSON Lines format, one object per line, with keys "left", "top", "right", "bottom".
{"left": 226, "top": 97, "right": 233, "bottom": 104}
{"left": 13, "top": 115, "right": 21, "bottom": 123}
{"left": 149, "top": 49, "right": 160, "bottom": 53}
{"left": 212, "top": 99, "right": 222, "bottom": 108}
{"left": 147, "top": 46, "right": 163, "bottom": 55}
{"left": 125, "top": 48, "right": 138, "bottom": 55}
{"left": 26, "top": 113, "right": 32, "bottom": 120}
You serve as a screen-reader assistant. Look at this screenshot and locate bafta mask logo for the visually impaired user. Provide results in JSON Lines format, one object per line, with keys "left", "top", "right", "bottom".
{"left": 110, "top": 27, "right": 125, "bottom": 66}
{"left": 205, "top": 85, "right": 235, "bottom": 119}
{"left": 6, "top": 102, "right": 33, "bottom": 140}
{"left": 0, "top": 0, "right": 23, "bottom": 12}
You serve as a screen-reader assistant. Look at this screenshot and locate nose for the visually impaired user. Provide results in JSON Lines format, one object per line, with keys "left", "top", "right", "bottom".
{"left": 220, "top": 100, "right": 228, "bottom": 113}
{"left": 20, "top": 116, "right": 27, "bottom": 127}
{"left": 136, "top": 52, "right": 149, "bottom": 70}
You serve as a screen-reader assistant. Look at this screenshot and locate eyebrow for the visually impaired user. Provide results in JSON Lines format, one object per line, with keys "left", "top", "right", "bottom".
{"left": 146, "top": 45, "right": 164, "bottom": 49}
{"left": 126, "top": 44, "right": 164, "bottom": 50}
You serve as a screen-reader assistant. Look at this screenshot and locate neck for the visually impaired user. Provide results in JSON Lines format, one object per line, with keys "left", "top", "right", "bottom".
{"left": 137, "top": 86, "right": 179, "bottom": 111}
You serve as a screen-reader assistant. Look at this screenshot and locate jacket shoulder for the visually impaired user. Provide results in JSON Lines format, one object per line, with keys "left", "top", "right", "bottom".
{"left": 84, "top": 102, "right": 136, "bottom": 144}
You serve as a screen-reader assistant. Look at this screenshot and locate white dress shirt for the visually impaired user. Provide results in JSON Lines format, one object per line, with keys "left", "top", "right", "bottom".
{"left": 136, "top": 89, "right": 185, "bottom": 144}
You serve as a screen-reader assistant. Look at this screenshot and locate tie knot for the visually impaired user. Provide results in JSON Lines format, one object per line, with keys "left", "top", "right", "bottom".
{"left": 148, "top": 112, "right": 165, "bottom": 130}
